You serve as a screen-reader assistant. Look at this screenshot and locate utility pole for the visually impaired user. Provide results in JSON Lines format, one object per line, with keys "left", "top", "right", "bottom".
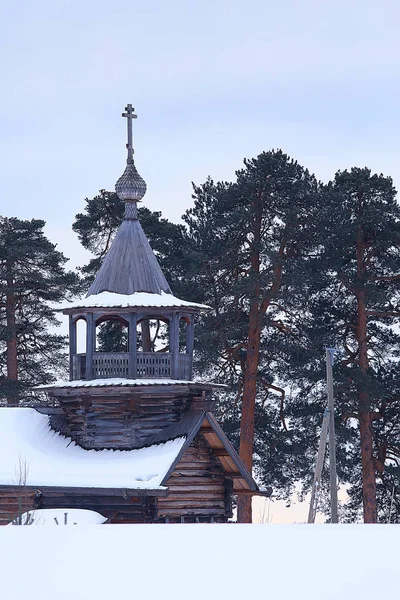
{"left": 326, "top": 348, "right": 338, "bottom": 523}
{"left": 307, "top": 348, "right": 338, "bottom": 523}
{"left": 307, "top": 406, "right": 330, "bottom": 523}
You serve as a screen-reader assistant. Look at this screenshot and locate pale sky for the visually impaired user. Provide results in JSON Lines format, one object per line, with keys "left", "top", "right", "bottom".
{"left": 2, "top": 0, "right": 400, "bottom": 267}
{"left": 1, "top": 0, "right": 398, "bottom": 522}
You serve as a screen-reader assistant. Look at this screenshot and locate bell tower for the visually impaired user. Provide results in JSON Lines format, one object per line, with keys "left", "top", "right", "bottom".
{"left": 52, "top": 105, "right": 208, "bottom": 449}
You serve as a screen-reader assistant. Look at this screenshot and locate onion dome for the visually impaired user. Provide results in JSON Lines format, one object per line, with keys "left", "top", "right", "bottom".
{"left": 115, "top": 160, "right": 147, "bottom": 202}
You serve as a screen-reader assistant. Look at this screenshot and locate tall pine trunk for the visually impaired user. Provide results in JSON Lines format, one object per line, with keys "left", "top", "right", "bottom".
{"left": 141, "top": 320, "right": 152, "bottom": 352}
{"left": 237, "top": 191, "right": 286, "bottom": 522}
{"left": 238, "top": 301, "right": 261, "bottom": 522}
{"left": 237, "top": 190, "right": 262, "bottom": 523}
{"left": 356, "top": 288, "right": 377, "bottom": 522}
{"left": 5, "top": 268, "right": 18, "bottom": 406}
{"left": 237, "top": 190, "right": 263, "bottom": 523}
{"left": 356, "top": 216, "right": 377, "bottom": 522}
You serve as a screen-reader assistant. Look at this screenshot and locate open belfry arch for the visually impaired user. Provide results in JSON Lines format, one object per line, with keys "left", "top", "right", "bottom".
{"left": 0, "top": 105, "right": 261, "bottom": 524}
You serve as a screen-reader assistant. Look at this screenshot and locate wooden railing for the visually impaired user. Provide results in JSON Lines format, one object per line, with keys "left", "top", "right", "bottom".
{"left": 137, "top": 352, "right": 172, "bottom": 377}
{"left": 72, "top": 352, "right": 192, "bottom": 381}
{"left": 93, "top": 352, "right": 129, "bottom": 378}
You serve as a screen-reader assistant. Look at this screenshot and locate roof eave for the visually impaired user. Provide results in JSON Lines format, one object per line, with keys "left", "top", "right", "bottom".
{"left": 159, "top": 411, "right": 259, "bottom": 492}
{"left": 0, "top": 484, "right": 169, "bottom": 497}
{"left": 203, "top": 412, "right": 259, "bottom": 492}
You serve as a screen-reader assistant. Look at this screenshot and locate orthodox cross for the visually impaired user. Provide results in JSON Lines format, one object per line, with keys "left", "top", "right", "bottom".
{"left": 122, "top": 104, "right": 137, "bottom": 163}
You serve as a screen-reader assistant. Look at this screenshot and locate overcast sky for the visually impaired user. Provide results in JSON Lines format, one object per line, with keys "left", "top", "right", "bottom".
{"left": 2, "top": 0, "right": 400, "bottom": 268}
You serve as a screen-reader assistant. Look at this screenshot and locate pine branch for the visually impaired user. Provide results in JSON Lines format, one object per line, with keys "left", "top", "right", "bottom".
{"left": 369, "top": 274, "right": 400, "bottom": 282}
{"left": 365, "top": 310, "right": 400, "bottom": 318}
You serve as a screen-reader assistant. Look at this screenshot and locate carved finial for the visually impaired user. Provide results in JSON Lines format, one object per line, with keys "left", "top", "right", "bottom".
{"left": 122, "top": 104, "right": 137, "bottom": 164}
{"left": 116, "top": 103, "right": 147, "bottom": 207}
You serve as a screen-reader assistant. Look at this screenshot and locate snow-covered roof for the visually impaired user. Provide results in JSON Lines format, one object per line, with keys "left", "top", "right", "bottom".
{"left": 58, "top": 291, "right": 210, "bottom": 311}
{"left": 0, "top": 408, "right": 185, "bottom": 489}
{"left": 7, "top": 508, "right": 107, "bottom": 526}
{"left": 37, "top": 378, "right": 227, "bottom": 390}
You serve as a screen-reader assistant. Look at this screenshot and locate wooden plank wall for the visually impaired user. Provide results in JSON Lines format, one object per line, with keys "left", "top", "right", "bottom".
{"left": 53, "top": 390, "right": 191, "bottom": 449}
{"left": 158, "top": 432, "right": 232, "bottom": 523}
{"left": 0, "top": 488, "right": 35, "bottom": 526}
{"left": 0, "top": 486, "right": 156, "bottom": 525}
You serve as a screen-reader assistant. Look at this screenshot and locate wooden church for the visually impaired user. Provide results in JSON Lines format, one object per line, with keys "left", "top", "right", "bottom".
{"left": 0, "top": 105, "right": 260, "bottom": 524}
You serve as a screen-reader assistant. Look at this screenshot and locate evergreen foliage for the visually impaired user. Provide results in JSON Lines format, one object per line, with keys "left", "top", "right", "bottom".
{"left": 73, "top": 162, "right": 400, "bottom": 522}
{"left": 298, "top": 168, "right": 400, "bottom": 522}
{"left": 0, "top": 217, "right": 78, "bottom": 405}
{"left": 183, "top": 150, "right": 322, "bottom": 520}
{"left": 96, "top": 320, "right": 128, "bottom": 353}
{"left": 183, "top": 160, "right": 400, "bottom": 522}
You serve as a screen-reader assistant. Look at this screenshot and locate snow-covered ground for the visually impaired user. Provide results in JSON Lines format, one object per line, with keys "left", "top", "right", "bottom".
{"left": 0, "top": 408, "right": 184, "bottom": 488}
{"left": 0, "top": 524, "right": 398, "bottom": 599}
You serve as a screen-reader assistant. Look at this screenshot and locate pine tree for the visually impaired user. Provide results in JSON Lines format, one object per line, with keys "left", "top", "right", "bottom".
{"left": 0, "top": 217, "right": 78, "bottom": 405}
{"left": 307, "top": 168, "right": 400, "bottom": 522}
{"left": 249, "top": 166, "right": 400, "bottom": 522}
{"left": 184, "top": 150, "right": 321, "bottom": 521}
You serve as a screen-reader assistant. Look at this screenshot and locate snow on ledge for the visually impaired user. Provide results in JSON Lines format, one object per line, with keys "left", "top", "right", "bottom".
{"left": 58, "top": 291, "right": 210, "bottom": 310}
{"left": 7, "top": 508, "right": 107, "bottom": 526}
{"left": 38, "top": 378, "right": 197, "bottom": 389}
{"left": 0, "top": 408, "right": 185, "bottom": 489}
{"left": 37, "top": 378, "right": 227, "bottom": 390}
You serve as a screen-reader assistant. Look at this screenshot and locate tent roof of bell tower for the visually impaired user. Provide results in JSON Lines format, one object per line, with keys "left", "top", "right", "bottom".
{"left": 86, "top": 104, "right": 173, "bottom": 298}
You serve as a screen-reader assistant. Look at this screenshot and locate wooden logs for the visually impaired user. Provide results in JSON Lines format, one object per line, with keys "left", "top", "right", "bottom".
{"left": 159, "top": 434, "right": 230, "bottom": 522}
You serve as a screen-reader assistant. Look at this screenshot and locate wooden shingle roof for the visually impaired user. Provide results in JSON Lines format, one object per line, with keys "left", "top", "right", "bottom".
{"left": 87, "top": 217, "right": 172, "bottom": 297}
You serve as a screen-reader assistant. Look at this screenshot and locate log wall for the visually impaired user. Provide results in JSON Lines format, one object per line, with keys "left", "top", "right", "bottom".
{"left": 50, "top": 388, "right": 193, "bottom": 449}
{"left": 158, "top": 432, "right": 232, "bottom": 523}
{"left": 0, "top": 486, "right": 158, "bottom": 525}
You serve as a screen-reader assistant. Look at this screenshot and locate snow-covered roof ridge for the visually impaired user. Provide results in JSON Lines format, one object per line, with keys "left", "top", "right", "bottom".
{"left": 57, "top": 290, "right": 210, "bottom": 311}
{"left": 0, "top": 408, "right": 185, "bottom": 489}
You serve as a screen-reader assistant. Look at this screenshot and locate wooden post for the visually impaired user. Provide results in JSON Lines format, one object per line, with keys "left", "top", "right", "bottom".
{"left": 170, "top": 313, "right": 179, "bottom": 378}
{"left": 69, "top": 316, "right": 77, "bottom": 381}
{"left": 186, "top": 316, "right": 194, "bottom": 380}
{"left": 326, "top": 348, "right": 339, "bottom": 523}
{"left": 186, "top": 316, "right": 194, "bottom": 355}
{"left": 128, "top": 313, "right": 137, "bottom": 378}
{"left": 86, "top": 314, "right": 94, "bottom": 380}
